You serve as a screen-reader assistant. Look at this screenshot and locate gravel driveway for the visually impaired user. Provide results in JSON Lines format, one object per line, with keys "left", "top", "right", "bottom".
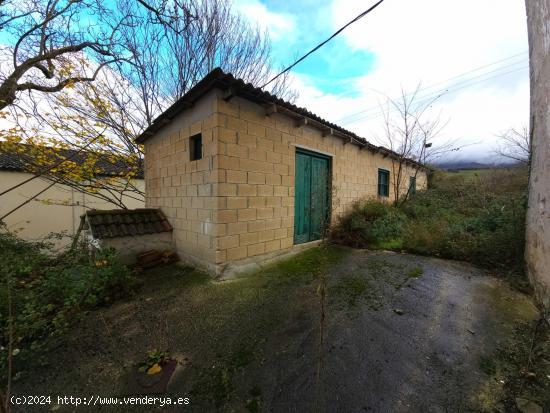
{"left": 237, "top": 249, "right": 539, "bottom": 413}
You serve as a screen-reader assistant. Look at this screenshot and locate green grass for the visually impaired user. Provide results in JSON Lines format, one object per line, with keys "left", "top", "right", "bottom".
{"left": 332, "top": 275, "right": 369, "bottom": 306}
{"left": 331, "top": 257, "right": 424, "bottom": 309}
{"left": 15, "top": 245, "right": 348, "bottom": 412}
{"left": 476, "top": 319, "right": 550, "bottom": 411}
{"left": 407, "top": 266, "right": 423, "bottom": 278}
{"left": 178, "top": 246, "right": 348, "bottom": 406}
{"left": 373, "top": 238, "right": 403, "bottom": 250}
{"left": 446, "top": 167, "right": 520, "bottom": 183}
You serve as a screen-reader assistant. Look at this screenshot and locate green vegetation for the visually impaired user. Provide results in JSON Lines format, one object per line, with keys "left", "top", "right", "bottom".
{"left": 331, "top": 199, "right": 407, "bottom": 248}
{"left": 407, "top": 266, "right": 423, "bottom": 278}
{"left": 331, "top": 167, "right": 529, "bottom": 288}
{"left": 4, "top": 246, "right": 344, "bottom": 411}
{"left": 137, "top": 350, "right": 171, "bottom": 373}
{"left": 476, "top": 318, "right": 550, "bottom": 412}
{"left": 331, "top": 257, "right": 423, "bottom": 309}
{"left": 185, "top": 246, "right": 346, "bottom": 408}
{"left": 0, "top": 229, "right": 136, "bottom": 386}
{"left": 332, "top": 275, "right": 369, "bottom": 306}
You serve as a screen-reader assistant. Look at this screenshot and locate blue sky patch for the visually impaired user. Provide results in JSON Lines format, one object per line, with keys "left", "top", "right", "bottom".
{"left": 256, "top": 0, "right": 377, "bottom": 95}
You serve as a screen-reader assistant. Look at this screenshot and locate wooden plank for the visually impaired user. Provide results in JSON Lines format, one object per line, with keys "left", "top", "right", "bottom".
{"left": 223, "top": 87, "right": 236, "bottom": 101}
{"left": 265, "top": 104, "right": 277, "bottom": 116}
{"left": 295, "top": 117, "right": 308, "bottom": 127}
{"left": 322, "top": 128, "right": 333, "bottom": 137}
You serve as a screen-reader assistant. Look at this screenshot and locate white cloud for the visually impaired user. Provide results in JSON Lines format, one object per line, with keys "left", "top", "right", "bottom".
{"left": 290, "top": 0, "right": 529, "bottom": 162}
{"left": 235, "top": 0, "right": 296, "bottom": 41}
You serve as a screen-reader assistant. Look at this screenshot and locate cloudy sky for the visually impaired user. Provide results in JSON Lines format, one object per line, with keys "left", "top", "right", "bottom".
{"left": 235, "top": 0, "right": 529, "bottom": 163}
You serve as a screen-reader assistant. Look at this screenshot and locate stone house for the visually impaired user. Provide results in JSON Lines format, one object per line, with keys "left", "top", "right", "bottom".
{"left": 136, "top": 69, "right": 429, "bottom": 276}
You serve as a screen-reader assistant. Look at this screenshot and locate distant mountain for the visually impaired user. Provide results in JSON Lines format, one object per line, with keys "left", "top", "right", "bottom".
{"left": 434, "top": 160, "right": 517, "bottom": 170}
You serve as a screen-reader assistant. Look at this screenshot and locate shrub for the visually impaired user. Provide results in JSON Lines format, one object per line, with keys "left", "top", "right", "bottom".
{"left": 331, "top": 199, "right": 406, "bottom": 247}
{"left": 331, "top": 168, "right": 528, "bottom": 274}
{"left": 0, "top": 228, "right": 137, "bottom": 384}
{"left": 402, "top": 169, "right": 527, "bottom": 270}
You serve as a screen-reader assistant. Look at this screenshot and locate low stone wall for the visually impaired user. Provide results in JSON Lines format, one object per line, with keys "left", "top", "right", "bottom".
{"left": 100, "top": 232, "right": 174, "bottom": 264}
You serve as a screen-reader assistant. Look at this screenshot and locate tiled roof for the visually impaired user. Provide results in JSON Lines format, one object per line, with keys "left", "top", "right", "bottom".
{"left": 135, "top": 68, "right": 428, "bottom": 171}
{"left": 0, "top": 143, "right": 144, "bottom": 178}
{"left": 84, "top": 208, "right": 172, "bottom": 239}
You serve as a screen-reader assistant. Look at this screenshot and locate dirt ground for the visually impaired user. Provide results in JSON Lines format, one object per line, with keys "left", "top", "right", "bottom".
{"left": 13, "top": 247, "right": 544, "bottom": 412}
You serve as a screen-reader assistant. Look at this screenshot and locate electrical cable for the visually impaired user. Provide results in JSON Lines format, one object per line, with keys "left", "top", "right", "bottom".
{"left": 260, "top": 0, "right": 386, "bottom": 89}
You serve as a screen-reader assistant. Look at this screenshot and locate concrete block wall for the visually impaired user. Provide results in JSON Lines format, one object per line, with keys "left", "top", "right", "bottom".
{"left": 144, "top": 89, "right": 427, "bottom": 274}
{"left": 211, "top": 93, "right": 427, "bottom": 271}
{"left": 144, "top": 91, "right": 221, "bottom": 272}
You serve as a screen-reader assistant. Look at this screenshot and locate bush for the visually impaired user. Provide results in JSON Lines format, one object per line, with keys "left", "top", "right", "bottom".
{"left": 0, "top": 229, "right": 137, "bottom": 383}
{"left": 402, "top": 176, "right": 527, "bottom": 269}
{"left": 331, "top": 168, "right": 528, "bottom": 273}
{"left": 331, "top": 200, "right": 406, "bottom": 248}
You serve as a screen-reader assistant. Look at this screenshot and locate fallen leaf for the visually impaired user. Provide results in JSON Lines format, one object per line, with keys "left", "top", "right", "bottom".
{"left": 147, "top": 363, "right": 162, "bottom": 375}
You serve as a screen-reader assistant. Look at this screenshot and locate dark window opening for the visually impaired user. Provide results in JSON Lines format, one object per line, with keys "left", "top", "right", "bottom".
{"left": 378, "top": 169, "right": 390, "bottom": 197}
{"left": 190, "top": 133, "right": 202, "bottom": 161}
{"left": 409, "top": 176, "right": 416, "bottom": 194}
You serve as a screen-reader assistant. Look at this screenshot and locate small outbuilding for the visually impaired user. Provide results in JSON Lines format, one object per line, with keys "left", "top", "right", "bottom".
{"left": 81, "top": 208, "right": 173, "bottom": 264}
{"left": 136, "top": 68, "right": 429, "bottom": 276}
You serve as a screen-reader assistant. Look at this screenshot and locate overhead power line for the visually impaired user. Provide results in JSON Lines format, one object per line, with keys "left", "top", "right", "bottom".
{"left": 260, "top": 0, "right": 386, "bottom": 89}
{"left": 341, "top": 60, "right": 528, "bottom": 125}
{"left": 341, "top": 64, "right": 528, "bottom": 126}
{"left": 336, "top": 51, "right": 528, "bottom": 124}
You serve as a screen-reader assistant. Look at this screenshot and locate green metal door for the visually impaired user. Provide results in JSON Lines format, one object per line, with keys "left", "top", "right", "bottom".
{"left": 294, "top": 149, "right": 330, "bottom": 244}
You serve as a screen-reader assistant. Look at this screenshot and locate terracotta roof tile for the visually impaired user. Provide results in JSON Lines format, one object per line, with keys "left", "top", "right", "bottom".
{"left": 84, "top": 208, "right": 172, "bottom": 239}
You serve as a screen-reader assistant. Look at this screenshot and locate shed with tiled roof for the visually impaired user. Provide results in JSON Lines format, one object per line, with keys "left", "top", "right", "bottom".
{"left": 138, "top": 68, "right": 429, "bottom": 276}
{"left": 81, "top": 209, "right": 173, "bottom": 264}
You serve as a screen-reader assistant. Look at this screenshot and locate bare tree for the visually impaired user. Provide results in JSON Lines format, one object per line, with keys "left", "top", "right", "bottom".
{"left": 496, "top": 125, "right": 530, "bottom": 164}
{"left": 0, "top": 0, "right": 131, "bottom": 111}
{"left": 116, "top": 0, "right": 295, "bottom": 107}
{"left": 379, "top": 85, "right": 456, "bottom": 204}
{"left": 0, "top": 0, "right": 295, "bottom": 211}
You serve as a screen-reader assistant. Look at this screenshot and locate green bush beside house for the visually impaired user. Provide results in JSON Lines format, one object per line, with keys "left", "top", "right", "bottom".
{"left": 331, "top": 168, "right": 528, "bottom": 279}
{"left": 0, "top": 228, "right": 137, "bottom": 385}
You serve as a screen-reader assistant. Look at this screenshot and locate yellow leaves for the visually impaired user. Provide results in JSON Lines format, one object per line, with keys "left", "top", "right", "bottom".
{"left": 146, "top": 363, "right": 162, "bottom": 375}
{"left": 95, "top": 260, "right": 108, "bottom": 268}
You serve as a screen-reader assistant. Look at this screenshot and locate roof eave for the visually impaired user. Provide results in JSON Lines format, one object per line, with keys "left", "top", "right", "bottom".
{"left": 134, "top": 69, "right": 429, "bottom": 171}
